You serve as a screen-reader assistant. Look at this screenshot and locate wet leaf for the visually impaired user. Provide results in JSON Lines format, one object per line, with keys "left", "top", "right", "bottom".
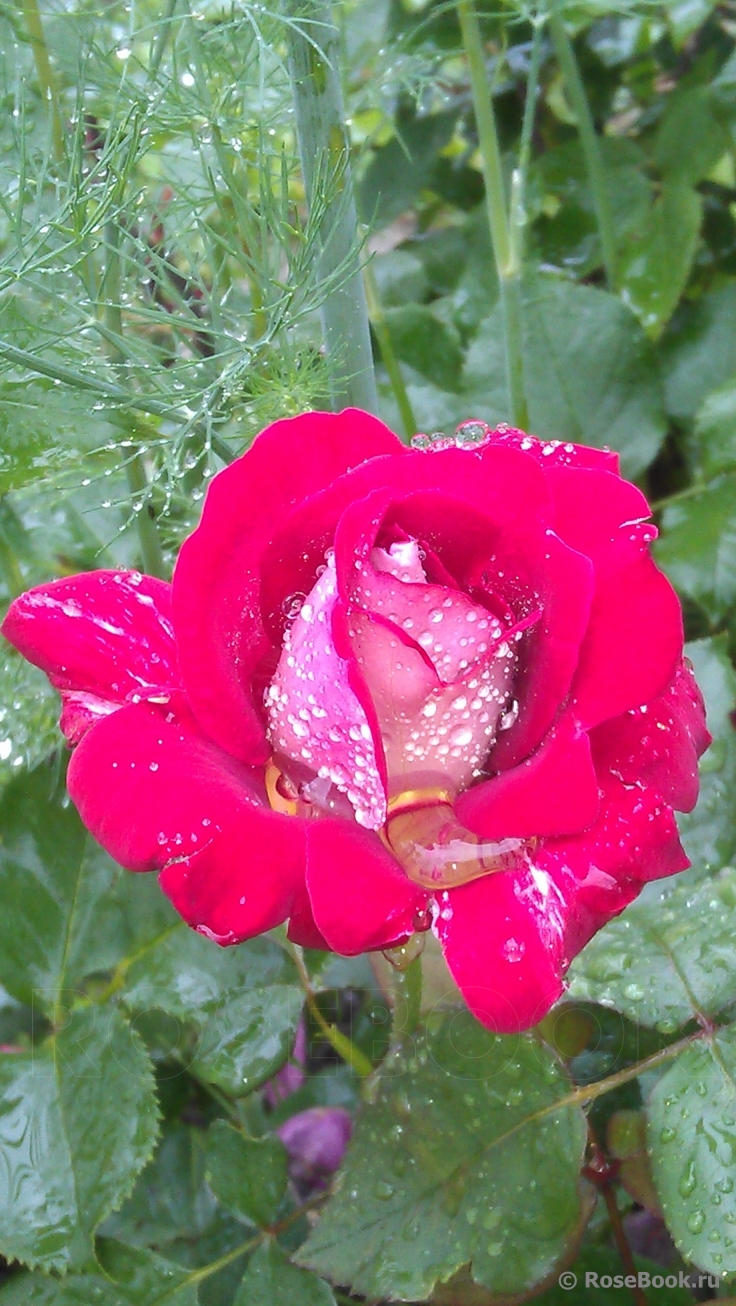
{"left": 298, "top": 1012, "right": 588, "bottom": 1300}
{"left": 617, "top": 182, "right": 702, "bottom": 338}
{"left": 692, "top": 376, "right": 736, "bottom": 479}
{"left": 0, "top": 765, "right": 127, "bottom": 1010}
{"left": 678, "top": 637, "right": 736, "bottom": 868}
{"left": 96, "top": 1239, "right": 199, "bottom": 1304}
{"left": 648, "top": 1023, "right": 736, "bottom": 1276}
{"left": 655, "top": 474, "right": 736, "bottom": 622}
{"left": 204, "top": 1121, "right": 288, "bottom": 1227}
{"left": 121, "top": 929, "right": 303, "bottom": 1096}
{"left": 101, "top": 1124, "right": 219, "bottom": 1249}
{"left": 465, "top": 275, "right": 666, "bottom": 477}
{"left": 234, "top": 1239, "right": 336, "bottom": 1306}
{"left": 382, "top": 304, "right": 463, "bottom": 391}
{"left": 654, "top": 84, "right": 730, "bottom": 186}
{"left": 661, "top": 283, "right": 736, "bottom": 422}
{"left": 0, "top": 1006, "right": 159, "bottom": 1272}
{"left": 568, "top": 865, "right": 736, "bottom": 1030}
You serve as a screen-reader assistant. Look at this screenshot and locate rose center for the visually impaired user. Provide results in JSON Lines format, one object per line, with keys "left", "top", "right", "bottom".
{"left": 265, "top": 542, "right": 529, "bottom": 888}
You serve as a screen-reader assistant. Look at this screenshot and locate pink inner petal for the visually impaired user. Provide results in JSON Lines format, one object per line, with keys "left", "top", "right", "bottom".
{"left": 266, "top": 558, "right": 387, "bottom": 829}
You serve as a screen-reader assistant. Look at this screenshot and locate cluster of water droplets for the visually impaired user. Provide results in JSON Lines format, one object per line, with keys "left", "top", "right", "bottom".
{"left": 410, "top": 421, "right": 493, "bottom": 452}
{"left": 265, "top": 558, "right": 387, "bottom": 830}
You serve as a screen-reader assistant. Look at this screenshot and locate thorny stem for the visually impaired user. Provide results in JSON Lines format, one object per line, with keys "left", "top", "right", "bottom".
{"left": 22, "top": 0, "right": 65, "bottom": 161}
{"left": 363, "top": 257, "right": 417, "bottom": 440}
{"left": 284, "top": 0, "right": 379, "bottom": 414}
{"left": 104, "top": 219, "right": 167, "bottom": 579}
{"left": 289, "top": 943, "right": 375, "bottom": 1077}
{"left": 458, "top": 0, "right": 528, "bottom": 430}
{"left": 587, "top": 1123, "right": 649, "bottom": 1306}
{"left": 549, "top": 3, "right": 617, "bottom": 287}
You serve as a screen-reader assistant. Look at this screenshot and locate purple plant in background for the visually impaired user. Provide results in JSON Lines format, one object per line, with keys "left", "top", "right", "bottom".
{"left": 277, "top": 1107, "right": 353, "bottom": 1197}
{"left": 264, "top": 1018, "right": 307, "bottom": 1108}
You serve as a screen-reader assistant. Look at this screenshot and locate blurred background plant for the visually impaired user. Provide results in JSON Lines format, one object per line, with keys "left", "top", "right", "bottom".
{"left": 2, "top": 0, "right": 736, "bottom": 1303}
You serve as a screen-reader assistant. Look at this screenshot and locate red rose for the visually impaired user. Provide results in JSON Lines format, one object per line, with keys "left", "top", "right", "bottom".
{"left": 1, "top": 411, "right": 709, "bottom": 1032}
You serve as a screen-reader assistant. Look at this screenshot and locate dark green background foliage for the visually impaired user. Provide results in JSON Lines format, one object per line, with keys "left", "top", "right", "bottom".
{"left": 2, "top": 0, "right": 736, "bottom": 1302}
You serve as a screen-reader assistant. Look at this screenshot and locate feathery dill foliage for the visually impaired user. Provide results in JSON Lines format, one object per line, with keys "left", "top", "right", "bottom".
{"left": 0, "top": 1, "right": 364, "bottom": 562}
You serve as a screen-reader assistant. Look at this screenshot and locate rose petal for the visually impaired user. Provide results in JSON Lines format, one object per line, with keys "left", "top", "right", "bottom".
{"left": 487, "top": 426, "right": 621, "bottom": 475}
{"left": 68, "top": 700, "right": 305, "bottom": 941}
{"left": 173, "top": 409, "right": 404, "bottom": 764}
{"left": 544, "top": 466, "right": 652, "bottom": 567}
{"left": 456, "top": 714, "right": 600, "bottom": 839}
{"left": 434, "top": 869, "right": 567, "bottom": 1034}
{"left": 1, "top": 571, "right": 179, "bottom": 742}
{"left": 571, "top": 549, "right": 683, "bottom": 729}
{"left": 305, "top": 819, "right": 427, "bottom": 954}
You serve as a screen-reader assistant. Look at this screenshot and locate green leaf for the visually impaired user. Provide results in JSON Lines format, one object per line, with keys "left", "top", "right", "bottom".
{"left": 654, "top": 85, "right": 730, "bottom": 186}
{"left": 298, "top": 1012, "right": 588, "bottom": 1301}
{"left": 530, "top": 1245, "right": 694, "bottom": 1304}
{"left": 358, "top": 111, "right": 458, "bottom": 228}
{"left": 0, "top": 764, "right": 126, "bottom": 1010}
{"left": 567, "top": 865, "right": 736, "bottom": 1031}
{"left": 678, "top": 636, "right": 736, "bottom": 868}
{"left": 661, "top": 284, "right": 736, "bottom": 422}
{"left": 0, "top": 1006, "right": 159, "bottom": 1272}
{"left": 648, "top": 1023, "right": 736, "bottom": 1276}
{"left": 692, "top": 376, "right": 736, "bottom": 479}
{"left": 0, "top": 1274, "right": 127, "bottom": 1305}
{"left": 382, "top": 304, "right": 463, "bottom": 391}
{"left": 234, "top": 1239, "right": 336, "bottom": 1306}
{"left": 97, "top": 1239, "right": 199, "bottom": 1305}
{"left": 0, "top": 653, "right": 58, "bottom": 789}
{"left": 465, "top": 276, "right": 666, "bottom": 477}
{"left": 617, "top": 182, "right": 702, "bottom": 338}
{"left": 655, "top": 474, "right": 736, "bottom": 622}
{"left": 122, "top": 929, "right": 303, "bottom": 1096}
{"left": 530, "top": 138, "right": 652, "bottom": 277}
{"left": 204, "top": 1121, "right": 288, "bottom": 1227}
{"left": 102, "top": 1124, "right": 219, "bottom": 1249}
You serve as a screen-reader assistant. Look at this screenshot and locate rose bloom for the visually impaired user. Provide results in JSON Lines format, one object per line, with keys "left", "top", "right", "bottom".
{"left": 2, "top": 411, "right": 709, "bottom": 1032}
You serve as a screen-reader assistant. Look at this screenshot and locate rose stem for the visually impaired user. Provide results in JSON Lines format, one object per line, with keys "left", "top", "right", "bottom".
{"left": 363, "top": 257, "right": 417, "bottom": 440}
{"left": 587, "top": 1123, "right": 649, "bottom": 1306}
{"left": 22, "top": 0, "right": 65, "bottom": 161}
{"left": 283, "top": 0, "right": 379, "bottom": 414}
{"left": 548, "top": 2, "right": 617, "bottom": 287}
{"left": 104, "top": 218, "right": 167, "bottom": 579}
{"left": 457, "top": 0, "right": 528, "bottom": 431}
{"left": 289, "top": 943, "right": 375, "bottom": 1078}
{"left": 393, "top": 953, "right": 423, "bottom": 1039}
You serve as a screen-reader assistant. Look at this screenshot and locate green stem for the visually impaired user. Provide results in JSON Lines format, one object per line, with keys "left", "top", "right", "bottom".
{"left": 650, "top": 480, "right": 710, "bottom": 512}
{"left": 549, "top": 5, "right": 616, "bottom": 287}
{"left": 104, "top": 220, "right": 166, "bottom": 579}
{"left": 393, "top": 954, "right": 423, "bottom": 1038}
{"left": 363, "top": 258, "right": 416, "bottom": 440}
{"left": 289, "top": 943, "right": 374, "bottom": 1077}
{"left": 148, "top": 0, "right": 179, "bottom": 83}
{"left": 510, "top": 18, "right": 545, "bottom": 268}
{"left": 22, "top": 0, "right": 65, "bottom": 160}
{"left": 458, "top": 0, "right": 528, "bottom": 430}
{"left": 283, "top": 0, "right": 378, "bottom": 414}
